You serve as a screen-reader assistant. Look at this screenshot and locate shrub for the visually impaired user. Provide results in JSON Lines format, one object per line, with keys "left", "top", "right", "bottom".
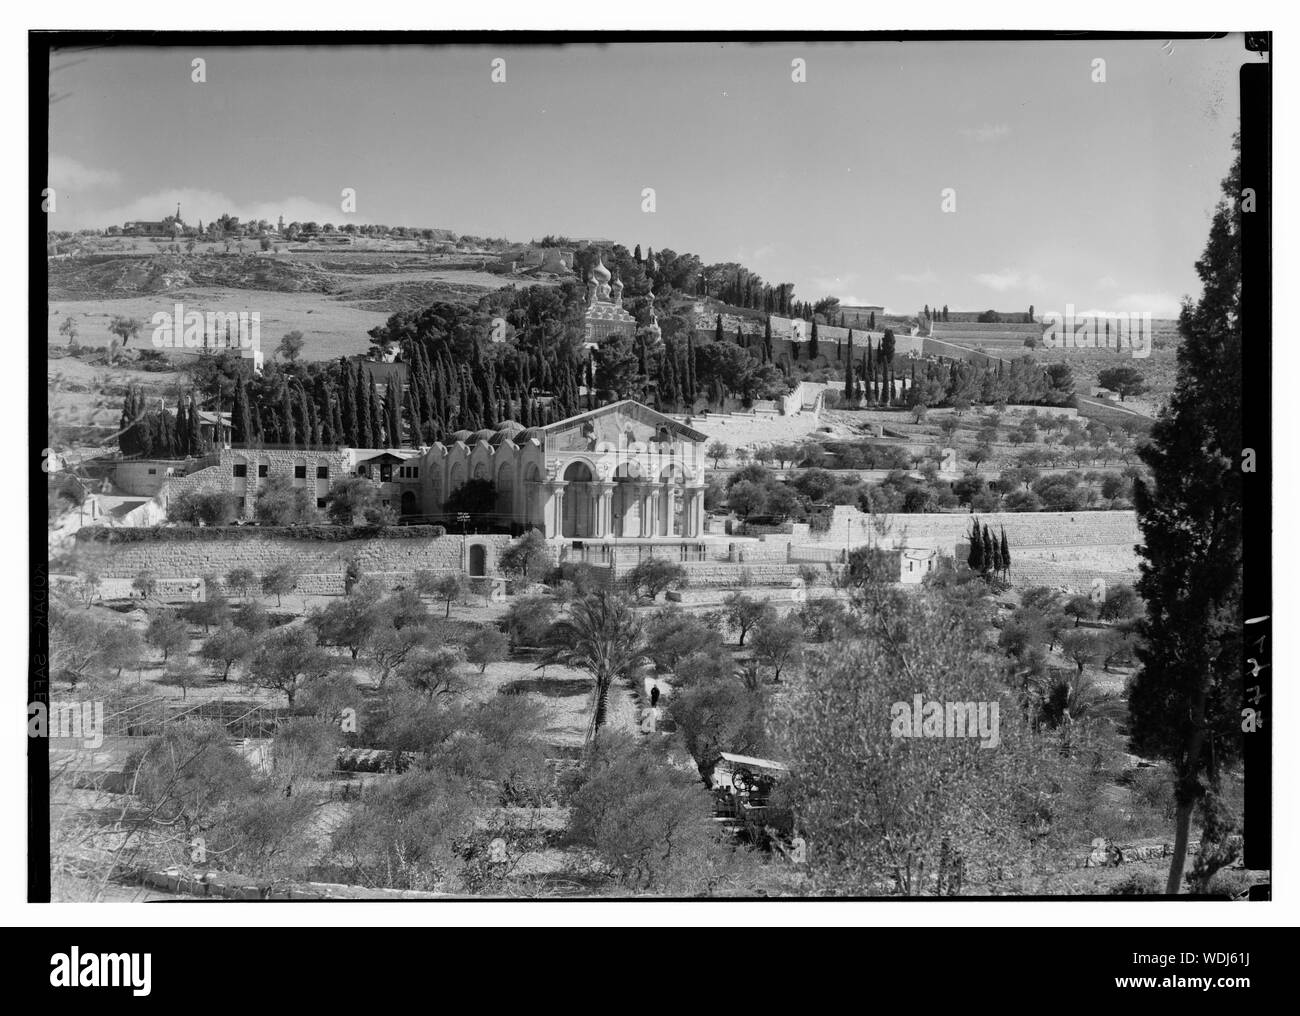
{"left": 1108, "top": 870, "right": 1167, "bottom": 896}
{"left": 566, "top": 732, "right": 720, "bottom": 889}
{"left": 624, "top": 557, "right": 688, "bottom": 601}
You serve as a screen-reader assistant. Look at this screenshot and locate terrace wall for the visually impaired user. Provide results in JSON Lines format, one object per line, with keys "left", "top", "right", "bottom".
{"left": 66, "top": 529, "right": 515, "bottom": 592}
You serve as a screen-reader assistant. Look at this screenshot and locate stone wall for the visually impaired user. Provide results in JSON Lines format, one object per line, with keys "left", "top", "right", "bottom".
{"left": 65, "top": 530, "right": 514, "bottom": 587}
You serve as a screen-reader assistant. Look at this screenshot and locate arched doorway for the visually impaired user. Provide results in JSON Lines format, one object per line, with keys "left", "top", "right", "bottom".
{"left": 468, "top": 543, "right": 487, "bottom": 576}
{"left": 659, "top": 465, "right": 685, "bottom": 537}
{"left": 612, "top": 463, "right": 638, "bottom": 537}
{"left": 562, "top": 461, "right": 594, "bottom": 538}
{"left": 400, "top": 490, "right": 418, "bottom": 516}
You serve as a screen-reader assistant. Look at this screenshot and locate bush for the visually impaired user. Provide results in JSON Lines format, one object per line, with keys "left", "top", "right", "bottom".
{"left": 624, "top": 558, "right": 688, "bottom": 601}
{"left": 1108, "top": 870, "right": 1167, "bottom": 896}
{"left": 566, "top": 732, "right": 721, "bottom": 889}
{"left": 169, "top": 490, "right": 239, "bottom": 526}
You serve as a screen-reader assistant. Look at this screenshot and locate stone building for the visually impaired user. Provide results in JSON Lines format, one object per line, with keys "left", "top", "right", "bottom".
{"left": 582, "top": 257, "right": 638, "bottom": 348}
{"left": 158, "top": 400, "right": 710, "bottom": 548}
{"left": 423, "top": 400, "right": 708, "bottom": 542}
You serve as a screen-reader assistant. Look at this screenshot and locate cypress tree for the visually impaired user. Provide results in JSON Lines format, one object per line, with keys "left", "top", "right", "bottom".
{"left": 1130, "top": 137, "right": 1244, "bottom": 894}
{"left": 368, "top": 374, "right": 384, "bottom": 447}
{"left": 809, "top": 317, "right": 819, "bottom": 361}
{"left": 982, "top": 524, "right": 996, "bottom": 576}
{"left": 967, "top": 519, "right": 984, "bottom": 573}
{"left": 715, "top": 314, "right": 724, "bottom": 345}
{"left": 1000, "top": 527, "right": 1011, "bottom": 576}
{"left": 844, "top": 329, "right": 855, "bottom": 402}
{"left": 339, "top": 360, "right": 356, "bottom": 446}
{"left": 280, "top": 382, "right": 297, "bottom": 448}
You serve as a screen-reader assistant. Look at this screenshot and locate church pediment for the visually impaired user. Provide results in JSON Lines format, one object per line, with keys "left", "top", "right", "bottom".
{"left": 543, "top": 400, "right": 707, "bottom": 451}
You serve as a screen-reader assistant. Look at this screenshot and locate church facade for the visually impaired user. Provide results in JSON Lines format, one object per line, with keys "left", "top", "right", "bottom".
{"left": 421, "top": 400, "right": 708, "bottom": 541}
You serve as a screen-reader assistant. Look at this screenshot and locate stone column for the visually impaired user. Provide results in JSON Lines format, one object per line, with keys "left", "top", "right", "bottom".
{"left": 638, "top": 484, "right": 652, "bottom": 537}
{"left": 546, "top": 481, "right": 567, "bottom": 538}
{"left": 665, "top": 485, "right": 678, "bottom": 537}
{"left": 595, "top": 482, "right": 615, "bottom": 539}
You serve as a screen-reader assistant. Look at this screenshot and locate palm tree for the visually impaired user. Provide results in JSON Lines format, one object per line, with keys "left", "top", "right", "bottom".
{"left": 538, "top": 592, "right": 650, "bottom": 744}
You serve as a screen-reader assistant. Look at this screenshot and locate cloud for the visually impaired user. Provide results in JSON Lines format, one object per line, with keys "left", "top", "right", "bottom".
{"left": 1114, "top": 291, "right": 1183, "bottom": 316}
{"left": 48, "top": 154, "right": 121, "bottom": 190}
{"left": 973, "top": 269, "right": 1022, "bottom": 291}
{"left": 59, "top": 188, "right": 352, "bottom": 232}
{"left": 896, "top": 268, "right": 938, "bottom": 285}
{"left": 958, "top": 123, "right": 1011, "bottom": 143}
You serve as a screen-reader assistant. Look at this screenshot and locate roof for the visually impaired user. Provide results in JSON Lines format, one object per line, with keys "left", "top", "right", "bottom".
{"left": 717, "top": 752, "right": 790, "bottom": 772}
{"left": 542, "top": 399, "right": 709, "bottom": 443}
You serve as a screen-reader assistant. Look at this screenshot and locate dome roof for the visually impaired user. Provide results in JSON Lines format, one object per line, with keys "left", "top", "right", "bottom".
{"left": 450, "top": 429, "right": 474, "bottom": 444}
{"left": 592, "top": 257, "right": 611, "bottom": 282}
{"left": 494, "top": 419, "right": 524, "bottom": 433}
{"left": 517, "top": 427, "right": 546, "bottom": 444}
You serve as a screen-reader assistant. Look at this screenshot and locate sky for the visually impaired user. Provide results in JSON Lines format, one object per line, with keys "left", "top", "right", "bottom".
{"left": 47, "top": 38, "right": 1251, "bottom": 317}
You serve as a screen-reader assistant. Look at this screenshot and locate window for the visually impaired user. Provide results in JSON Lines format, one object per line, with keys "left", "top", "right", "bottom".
{"left": 147, "top": 468, "right": 157, "bottom": 475}
{"left": 258, "top": 464, "right": 268, "bottom": 477}
{"left": 316, "top": 498, "right": 327, "bottom": 508}
{"left": 382, "top": 499, "right": 390, "bottom": 507}
{"left": 233, "top": 464, "right": 247, "bottom": 478}
{"left": 294, "top": 465, "right": 307, "bottom": 479}
{"left": 316, "top": 465, "right": 329, "bottom": 479}
{"left": 398, "top": 465, "right": 420, "bottom": 479}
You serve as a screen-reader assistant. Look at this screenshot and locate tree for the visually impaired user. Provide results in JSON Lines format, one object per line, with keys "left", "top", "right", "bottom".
{"left": 109, "top": 315, "right": 142, "bottom": 348}
{"left": 432, "top": 574, "right": 466, "bottom": 618}
{"left": 502, "top": 594, "right": 556, "bottom": 649}
{"left": 270, "top": 717, "right": 339, "bottom": 798}
{"left": 777, "top": 587, "right": 1031, "bottom": 895}
{"left": 169, "top": 490, "right": 237, "bottom": 526}
{"left": 310, "top": 587, "right": 385, "bottom": 659}
{"left": 966, "top": 520, "right": 984, "bottom": 573}
{"left": 722, "top": 592, "right": 773, "bottom": 647}
{"left": 146, "top": 609, "right": 189, "bottom": 663}
{"left": 726, "top": 479, "right": 768, "bottom": 519}
{"left": 325, "top": 477, "right": 378, "bottom": 526}
{"left": 465, "top": 626, "right": 509, "bottom": 674}
{"left": 400, "top": 645, "right": 465, "bottom": 697}
{"left": 566, "top": 732, "right": 719, "bottom": 889}
{"left": 497, "top": 530, "right": 551, "bottom": 584}
{"left": 131, "top": 570, "right": 157, "bottom": 600}
{"left": 1063, "top": 594, "right": 1097, "bottom": 626}
{"left": 669, "top": 676, "right": 767, "bottom": 786}
{"left": 1096, "top": 366, "right": 1149, "bottom": 401}
{"left": 706, "top": 441, "right": 730, "bottom": 468}
{"left": 59, "top": 315, "right": 79, "bottom": 346}
{"left": 1098, "top": 583, "right": 1142, "bottom": 622}
{"left": 443, "top": 478, "right": 496, "bottom": 517}
{"left": 539, "top": 593, "right": 650, "bottom": 739}
{"left": 1060, "top": 629, "right": 1099, "bottom": 677}
{"left": 247, "top": 626, "right": 334, "bottom": 708}
{"left": 750, "top": 615, "right": 804, "bottom": 682}
{"left": 624, "top": 558, "right": 687, "bottom": 601}
{"left": 201, "top": 623, "right": 253, "bottom": 680}
{"left": 226, "top": 567, "right": 256, "bottom": 600}
{"left": 277, "top": 330, "right": 306, "bottom": 362}
{"left": 260, "top": 562, "right": 299, "bottom": 607}
{"left": 1129, "top": 139, "right": 1244, "bottom": 895}
{"left": 255, "top": 474, "right": 316, "bottom": 526}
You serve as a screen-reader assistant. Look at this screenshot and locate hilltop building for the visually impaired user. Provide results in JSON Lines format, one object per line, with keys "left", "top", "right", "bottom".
{"left": 582, "top": 257, "right": 639, "bottom": 348}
